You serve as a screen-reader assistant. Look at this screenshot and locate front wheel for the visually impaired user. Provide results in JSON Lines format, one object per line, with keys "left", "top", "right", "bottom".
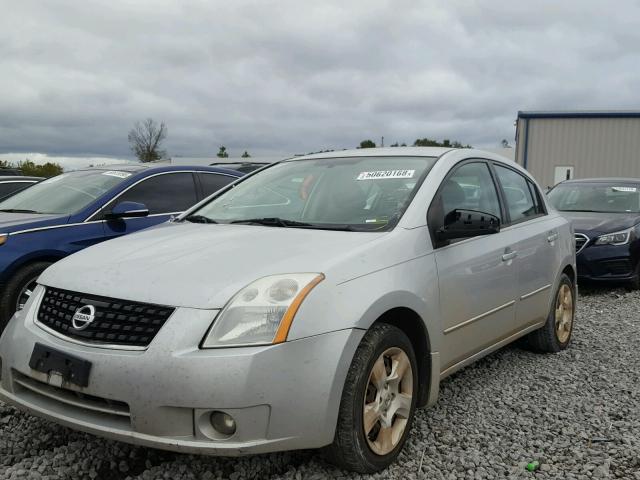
{"left": 0, "top": 261, "right": 52, "bottom": 332}
{"left": 526, "top": 273, "right": 575, "bottom": 352}
{"left": 324, "top": 323, "right": 418, "bottom": 473}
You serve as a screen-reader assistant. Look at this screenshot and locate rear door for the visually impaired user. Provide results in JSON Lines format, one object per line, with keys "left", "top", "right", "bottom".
{"left": 430, "top": 160, "right": 518, "bottom": 372}
{"left": 492, "top": 163, "right": 557, "bottom": 328}
{"left": 100, "top": 172, "right": 199, "bottom": 239}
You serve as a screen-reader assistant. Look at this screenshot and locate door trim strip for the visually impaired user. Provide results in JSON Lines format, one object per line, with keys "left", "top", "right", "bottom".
{"left": 443, "top": 300, "right": 516, "bottom": 335}
{"left": 520, "top": 284, "right": 552, "bottom": 301}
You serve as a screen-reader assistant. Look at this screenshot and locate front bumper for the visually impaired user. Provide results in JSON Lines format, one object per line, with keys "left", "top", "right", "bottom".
{"left": 0, "top": 287, "right": 364, "bottom": 455}
{"left": 577, "top": 243, "right": 638, "bottom": 283}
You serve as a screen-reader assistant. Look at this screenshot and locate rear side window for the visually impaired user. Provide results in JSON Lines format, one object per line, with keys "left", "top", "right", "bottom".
{"left": 494, "top": 165, "right": 539, "bottom": 222}
{"left": 106, "top": 172, "right": 198, "bottom": 215}
{"left": 0, "top": 182, "right": 33, "bottom": 199}
{"left": 198, "top": 173, "right": 236, "bottom": 198}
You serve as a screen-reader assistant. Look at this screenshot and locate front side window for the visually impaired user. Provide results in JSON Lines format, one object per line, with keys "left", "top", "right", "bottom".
{"left": 494, "top": 165, "right": 538, "bottom": 222}
{"left": 548, "top": 183, "right": 640, "bottom": 213}
{"left": 189, "top": 156, "right": 437, "bottom": 231}
{"left": 437, "top": 162, "right": 502, "bottom": 219}
{"left": 103, "top": 172, "right": 198, "bottom": 216}
{"left": 0, "top": 171, "right": 130, "bottom": 215}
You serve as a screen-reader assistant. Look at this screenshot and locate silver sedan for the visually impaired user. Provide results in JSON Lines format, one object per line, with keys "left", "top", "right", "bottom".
{"left": 0, "top": 147, "right": 575, "bottom": 472}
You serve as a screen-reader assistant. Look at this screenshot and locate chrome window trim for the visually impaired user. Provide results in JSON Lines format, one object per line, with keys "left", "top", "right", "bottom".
{"left": 575, "top": 233, "right": 590, "bottom": 255}
{"left": 0, "top": 180, "right": 38, "bottom": 184}
{"left": 8, "top": 212, "right": 179, "bottom": 236}
{"left": 84, "top": 170, "right": 239, "bottom": 222}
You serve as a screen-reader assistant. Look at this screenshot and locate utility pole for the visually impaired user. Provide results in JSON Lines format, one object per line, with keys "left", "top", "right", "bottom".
{"left": 381, "top": 136, "right": 384, "bottom": 148}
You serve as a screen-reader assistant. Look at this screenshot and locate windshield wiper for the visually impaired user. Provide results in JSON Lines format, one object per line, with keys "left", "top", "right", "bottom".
{"left": 230, "top": 217, "right": 355, "bottom": 231}
{"left": 0, "top": 208, "right": 41, "bottom": 214}
{"left": 184, "top": 214, "right": 218, "bottom": 224}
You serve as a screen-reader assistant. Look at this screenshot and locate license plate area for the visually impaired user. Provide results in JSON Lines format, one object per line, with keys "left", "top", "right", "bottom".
{"left": 28, "top": 343, "right": 92, "bottom": 387}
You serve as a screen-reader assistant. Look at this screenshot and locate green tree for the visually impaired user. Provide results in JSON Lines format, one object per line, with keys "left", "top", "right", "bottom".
{"left": 359, "top": 139, "right": 376, "bottom": 149}
{"left": 413, "top": 138, "right": 471, "bottom": 148}
{"left": 128, "top": 118, "right": 168, "bottom": 162}
{"left": 217, "top": 146, "right": 229, "bottom": 158}
{"left": 241, "top": 150, "right": 251, "bottom": 158}
{"left": 390, "top": 142, "right": 399, "bottom": 147}
{"left": 18, "top": 160, "right": 63, "bottom": 177}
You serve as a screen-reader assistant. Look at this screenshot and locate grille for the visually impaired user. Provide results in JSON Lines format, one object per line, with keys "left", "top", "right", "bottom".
{"left": 37, "top": 287, "right": 174, "bottom": 348}
{"left": 575, "top": 234, "right": 589, "bottom": 254}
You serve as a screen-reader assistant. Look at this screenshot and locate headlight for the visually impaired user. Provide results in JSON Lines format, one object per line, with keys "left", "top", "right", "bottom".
{"left": 594, "top": 228, "right": 633, "bottom": 246}
{"left": 201, "top": 273, "right": 324, "bottom": 348}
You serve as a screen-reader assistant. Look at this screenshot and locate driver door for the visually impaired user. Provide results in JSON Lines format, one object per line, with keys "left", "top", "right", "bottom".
{"left": 430, "top": 161, "right": 519, "bottom": 373}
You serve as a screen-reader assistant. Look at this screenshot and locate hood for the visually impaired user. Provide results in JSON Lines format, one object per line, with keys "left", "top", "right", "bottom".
{"left": 0, "top": 212, "right": 69, "bottom": 233}
{"left": 39, "top": 222, "right": 389, "bottom": 309}
{"left": 559, "top": 211, "right": 640, "bottom": 235}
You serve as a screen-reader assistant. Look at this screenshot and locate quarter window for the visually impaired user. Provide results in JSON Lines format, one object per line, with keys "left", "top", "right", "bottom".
{"left": 438, "top": 162, "right": 502, "bottom": 219}
{"left": 104, "top": 173, "right": 198, "bottom": 216}
{"left": 198, "top": 173, "right": 236, "bottom": 198}
{"left": 494, "top": 165, "right": 538, "bottom": 222}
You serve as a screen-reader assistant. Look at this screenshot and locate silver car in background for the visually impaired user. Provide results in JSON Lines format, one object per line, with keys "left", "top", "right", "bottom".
{"left": 0, "top": 147, "right": 575, "bottom": 472}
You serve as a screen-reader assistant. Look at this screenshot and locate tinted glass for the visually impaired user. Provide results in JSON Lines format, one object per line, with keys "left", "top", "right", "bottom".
{"left": 191, "top": 156, "right": 437, "bottom": 231}
{"left": 198, "top": 173, "right": 236, "bottom": 198}
{"left": 526, "top": 179, "right": 545, "bottom": 215}
{"left": 547, "top": 183, "right": 640, "bottom": 213}
{"left": 494, "top": 165, "right": 537, "bottom": 222}
{"left": 109, "top": 173, "right": 197, "bottom": 215}
{"left": 439, "top": 162, "right": 501, "bottom": 219}
{"left": 0, "top": 182, "right": 34, "bottom": 200}
{"left": 0, "top": 171, "right": 130, "bottom": 215}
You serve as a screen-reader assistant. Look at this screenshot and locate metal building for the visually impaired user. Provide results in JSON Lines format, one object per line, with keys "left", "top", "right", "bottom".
{"left": 515, "top": 111, "right": 640, "bottom": 188}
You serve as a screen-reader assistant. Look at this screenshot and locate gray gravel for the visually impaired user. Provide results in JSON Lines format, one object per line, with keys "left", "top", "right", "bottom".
{"left": 1, "top": 286, "right": 639, "bottom": 479}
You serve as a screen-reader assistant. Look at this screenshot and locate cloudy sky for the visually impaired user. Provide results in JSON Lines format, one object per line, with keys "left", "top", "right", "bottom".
{"left": 1, "top": 0, "right": 639, "bottom": 167}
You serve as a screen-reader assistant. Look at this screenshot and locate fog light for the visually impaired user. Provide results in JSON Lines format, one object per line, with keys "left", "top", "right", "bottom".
{"left": 210, "top": 411, "right": 236, "bottom": 436}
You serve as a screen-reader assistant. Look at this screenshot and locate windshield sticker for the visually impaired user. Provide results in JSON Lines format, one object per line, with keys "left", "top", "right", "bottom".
{"left": 357, "top": 170, "right": 415, "bottom": 181}
{"left": 612, "top": 186, "right": 637, "bottom": 192}
{"left": 102, "top": 171, "right": 132, "bottom": 179}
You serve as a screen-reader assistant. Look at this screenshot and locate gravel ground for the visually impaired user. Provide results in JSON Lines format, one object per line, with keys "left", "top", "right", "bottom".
{"left": 1, "top": 286, "right": 639, "bottom": 479}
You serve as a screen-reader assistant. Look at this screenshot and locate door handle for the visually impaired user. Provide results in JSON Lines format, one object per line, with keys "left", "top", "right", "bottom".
{"left": 502, "top": 251, "right": 518, "bottom": 262}
{"left": 547, "top": 232, "right": 559, "bottom": 243}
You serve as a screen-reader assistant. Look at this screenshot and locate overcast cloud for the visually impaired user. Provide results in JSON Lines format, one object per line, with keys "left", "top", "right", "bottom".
{"left": 1, "top": 0, "right": 639, "bottom": 165}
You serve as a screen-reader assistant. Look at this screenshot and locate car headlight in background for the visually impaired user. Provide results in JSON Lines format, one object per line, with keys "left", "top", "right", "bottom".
{"left": 594, "top": 227, "right": 634, "bottom": 246}
{"left": 201, "top": 273, "right": 324, "bottom": 348}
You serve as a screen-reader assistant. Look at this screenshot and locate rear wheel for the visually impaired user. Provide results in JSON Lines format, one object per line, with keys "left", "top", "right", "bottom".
{"left": 324, "top": 323, "right": 418, "bottom": 473}
{"left": 0, "top": 262, "right": 52, "bottom": 332}
{"left": 526, "top": 273, "right": 575, "bottom": 352}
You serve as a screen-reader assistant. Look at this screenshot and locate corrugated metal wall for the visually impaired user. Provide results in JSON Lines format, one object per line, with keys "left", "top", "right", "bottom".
{"left": 516, "top": 117, "right": 640, "bottom": 188}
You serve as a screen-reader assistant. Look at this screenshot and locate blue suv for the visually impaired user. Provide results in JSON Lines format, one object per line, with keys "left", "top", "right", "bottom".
{"left": 0, "top": 164, "right": 242, "bottom": 329}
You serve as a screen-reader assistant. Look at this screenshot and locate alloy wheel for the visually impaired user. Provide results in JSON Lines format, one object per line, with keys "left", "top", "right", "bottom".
{"left": 16, "top": 277, "right": 39, "bottom": 311}
{"left": 555, "top": 284, "right": 573, "bottom": 343}
{"left": 363, "top": 347, "right": 413, "bottom": 456}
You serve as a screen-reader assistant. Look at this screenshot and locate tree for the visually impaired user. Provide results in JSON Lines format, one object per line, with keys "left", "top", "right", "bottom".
{"left": 217, "top": 146, "right": 229, "bottom": 158}
{"left": 501, "top": 139, "right": 512, "bottom": 148}
{"left": 241, "top": 150, "right": 251, "bottom": 158}
{"left": 413, "top": 138, "right": 471, "bottom": 148}
{"left": 390, "top": 142, "right": 399, "bottom": 147}
{"left": 17, "top": 160, "right": 63, "bottom": 177}
{"left": 359, "top": 139, "right": 376, "bottom": 149}
{"left": 127, "top": 118, "right": 167, "bottom": 162}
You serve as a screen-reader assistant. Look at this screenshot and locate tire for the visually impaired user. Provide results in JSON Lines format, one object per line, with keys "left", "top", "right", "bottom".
{"left": 324, "top": 323, "right": 418, "bottom": 473}
{"left": 526, "top": 273, "right": 575, "bottom": 353}
{"left": 0, "top": 261, "right": 52, "bottom": 332}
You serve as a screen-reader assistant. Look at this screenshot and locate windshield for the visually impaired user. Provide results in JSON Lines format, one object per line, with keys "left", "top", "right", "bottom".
{"left": 548, "top": 183, "right": 640, "bottom": 213}
{"left": 0, "top": 170, "right": 132, "bottom": 215}
{"left": 189, "top": 156, "right": 437, "bottom": 231}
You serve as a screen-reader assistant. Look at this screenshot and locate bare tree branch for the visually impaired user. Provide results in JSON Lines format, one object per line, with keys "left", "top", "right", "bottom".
{"left": 128, "top": 118, "right": 168, "bottom": 162}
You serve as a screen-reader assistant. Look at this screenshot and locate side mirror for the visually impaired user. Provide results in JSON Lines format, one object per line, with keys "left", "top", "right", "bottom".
{"left": 435, "top": 209, "right": 500, "bottom": 242}
{"left": 105, "top": 201, "right": 149, "bottom": 220}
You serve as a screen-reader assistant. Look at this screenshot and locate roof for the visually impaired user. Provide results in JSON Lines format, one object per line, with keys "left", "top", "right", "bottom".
{"left": 71, "top": 164, "right": 243, "bottom": 176}
{"left": 518, "top": 110, "right": 640, "bottom": 120}
{"left": 0, "top": 176, "right": 42, "bottom": 181}
{"left": 288, "top": 147, "right": 454, "bottom": 161}
{"left": 560, "top": 177, "right": 640, "bottom": 184}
